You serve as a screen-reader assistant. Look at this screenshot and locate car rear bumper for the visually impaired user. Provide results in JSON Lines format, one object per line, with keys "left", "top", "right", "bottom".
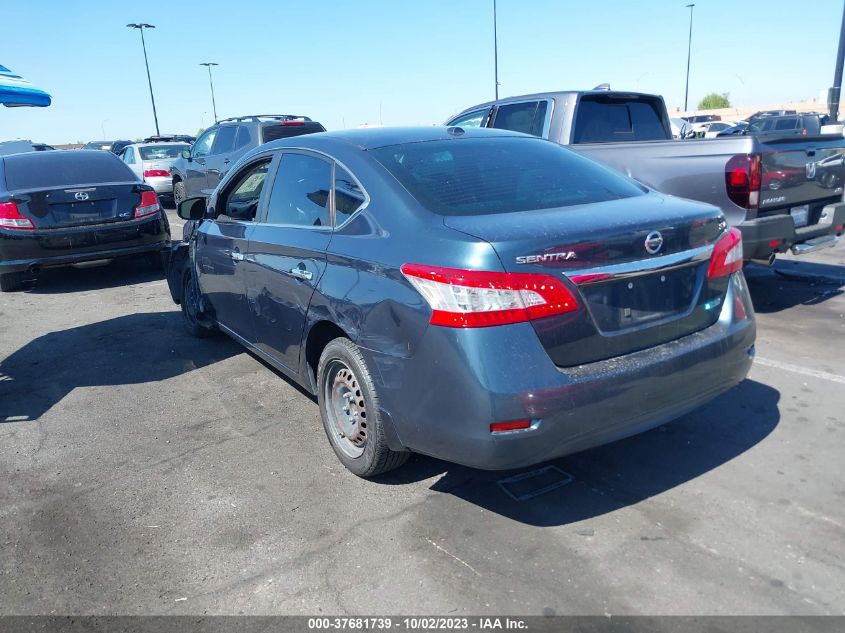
{"left": 0, "top": 214, "right": 170, "bottom": 274}
{"left": 739, "top": 202, "right": 845, "bottom": 260}
{"left": 145, "top": 176, "right": 173, "bottom": 195}
{"left": 363, "top": 272, "right": 756, "bottom": 471}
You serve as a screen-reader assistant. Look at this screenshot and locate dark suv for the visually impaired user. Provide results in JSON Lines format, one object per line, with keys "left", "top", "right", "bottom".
{"left": 746, "top": 114, "right": 821, "bottom": 137}
{"left": 170, "top": 115, "right": 325, "bottom": 205}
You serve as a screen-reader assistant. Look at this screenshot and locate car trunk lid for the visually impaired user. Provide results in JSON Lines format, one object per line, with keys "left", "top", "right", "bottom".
{"left": 444, "top": 195, "right": 731, "bottom": 366}
{"left": 13, "top": 184, "right": 144, "bottom": 229}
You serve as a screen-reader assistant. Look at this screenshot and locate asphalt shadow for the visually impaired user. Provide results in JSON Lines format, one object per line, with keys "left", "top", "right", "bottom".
{"left": 17, "top": 256, "right": 167, "bottom": 295}
{"left": 374, "top": 379, "right": 779, "bottom": 527}
{"left": 745, "top": 260, "right": 845, "bottom": 313}
{"left": 0, "top": 311, "right": 240, "bottom": 423}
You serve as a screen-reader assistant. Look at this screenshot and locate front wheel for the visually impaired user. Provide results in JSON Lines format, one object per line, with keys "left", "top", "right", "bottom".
{"left": 181, "top": 270, "right": 215, "bottom": 338}
{"left": 173, "top": 180, "right": 187, "bottom": 207}
{"left": 317, "top": 338, "right": 408, "bottom": 477}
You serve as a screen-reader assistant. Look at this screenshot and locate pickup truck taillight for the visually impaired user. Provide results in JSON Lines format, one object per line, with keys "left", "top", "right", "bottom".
{"left": 0, "top": 201, "right": 35, "bottom": 230}
{"left": 401, "top": 264, "right": 579, "bottom": 327}
{"left": 707, "top": 228, "right": 743, "bottom": 279}
{"left": 725, "top": 154, "right": 761, "bottom": 209}
{"left": 134, "top": 190, "right": 161, "bottom": 219}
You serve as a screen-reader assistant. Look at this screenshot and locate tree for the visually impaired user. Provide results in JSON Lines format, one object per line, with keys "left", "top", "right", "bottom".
{"left": 698, "top": 92, "right": 731, "bottom": 110}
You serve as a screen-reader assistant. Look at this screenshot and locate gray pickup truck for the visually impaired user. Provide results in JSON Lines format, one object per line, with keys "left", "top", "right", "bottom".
{"left": 447, "top": 89, "right": 845, "bottom": 263}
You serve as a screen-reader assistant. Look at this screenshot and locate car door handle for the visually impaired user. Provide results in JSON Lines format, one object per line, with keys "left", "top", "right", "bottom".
{"left": 288, "top": 267, "right": 313, "bottom": 281}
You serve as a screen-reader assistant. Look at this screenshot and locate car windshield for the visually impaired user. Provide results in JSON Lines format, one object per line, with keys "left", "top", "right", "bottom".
{"left": 370, "top": 136, "right": 645, "bottom": 216}
{"left": 139, "top": 145, "right": 187, "bottom": 160}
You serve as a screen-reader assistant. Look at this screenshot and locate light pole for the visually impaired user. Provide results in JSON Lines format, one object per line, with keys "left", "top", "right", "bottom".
{"left": 684, "top": 4, "right": 695, "bottom": 112}
{"left": 493, "top": 0, "right": 500, "bottom": 100}
{"left": 126, "top": 23, "right": 160, "bottom": 136}
{"left": 200, "top": 62, "right": 219, "bottom": 123}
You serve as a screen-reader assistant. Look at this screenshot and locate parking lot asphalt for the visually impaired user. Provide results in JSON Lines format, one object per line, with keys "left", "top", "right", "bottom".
{"left": 1, "top": 209, "right": 844, "bottom": 615}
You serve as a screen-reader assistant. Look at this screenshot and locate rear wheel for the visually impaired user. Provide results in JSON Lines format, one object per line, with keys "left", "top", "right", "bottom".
{"left": 173, "top": 180, "right": 186, "bottom": 207}
{"left": 0, "top": 271, "right": 24, "bottom": 292}
{"left": 181, "top": 270, "right": 215, "bottom": 338}
{"left": 317, "top": 338, "right": 408, "bottom": 477}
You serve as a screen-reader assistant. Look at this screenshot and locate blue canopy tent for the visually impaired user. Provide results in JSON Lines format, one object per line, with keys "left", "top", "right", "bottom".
{"left": 0, "top": 64, "right": 51, "bottom": 107}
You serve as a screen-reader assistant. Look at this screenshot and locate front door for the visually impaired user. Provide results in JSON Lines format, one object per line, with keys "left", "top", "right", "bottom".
{"left": 186, "top": 128, "right": 217, "bottom": 197}
{"left": 244, "top": 152, "right": 334, "bottom": 374}
{"left": 196, "top": 157, "right": 273, "bottom": 341}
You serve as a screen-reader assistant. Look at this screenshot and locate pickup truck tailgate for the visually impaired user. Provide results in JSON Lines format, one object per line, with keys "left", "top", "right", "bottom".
{"left": 758, "top": 140, "right": 845, "bottom": 214}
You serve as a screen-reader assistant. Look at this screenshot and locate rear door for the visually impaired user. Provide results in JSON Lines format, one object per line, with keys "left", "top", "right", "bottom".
{"left": 196, "top": 156, "right": 273, "bottom": 341}
{"left": 204, "top": 124, "right": 238, "bottom": 192}
{"left": 243, "top": 151, "right": 335, "bottom": 374}
{"left": 121, "top": 147, "right": 143, "bottom": 180}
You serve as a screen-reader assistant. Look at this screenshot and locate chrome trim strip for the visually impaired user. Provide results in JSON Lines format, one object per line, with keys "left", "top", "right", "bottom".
{"left": 566, "top": 244, "right": 714, "bottom": 284}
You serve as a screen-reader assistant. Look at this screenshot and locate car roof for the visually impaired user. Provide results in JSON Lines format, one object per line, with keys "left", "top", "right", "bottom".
{"left": 259, "top": 126, "right": 531, "bottom": 153}
{"left": 448, "top": 89, "right": 661, "bottom": 119}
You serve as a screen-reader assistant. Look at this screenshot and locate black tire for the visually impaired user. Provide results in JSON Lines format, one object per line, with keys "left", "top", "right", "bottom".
{"left": 0, "top": 271, "right": 24, "bottom": 292}
{"left": 173, "top": 180, "right": 186, "bottom": 207}
{"left": 317, "top": 337, "right": 408, "bottom": 477}
{"left": 181, "top": 270, "right": 215, "bottom": 338}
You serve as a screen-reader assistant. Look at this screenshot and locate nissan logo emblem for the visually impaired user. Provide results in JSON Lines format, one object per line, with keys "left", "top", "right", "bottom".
{"left": 74, "top": 192, "right": 90, "bottom": 201}
{"left": 644, "top": 231, "right": 664, "bottom": 255}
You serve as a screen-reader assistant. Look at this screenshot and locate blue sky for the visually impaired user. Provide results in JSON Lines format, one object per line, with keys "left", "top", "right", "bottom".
{"left": 1, "top": 0, "right": 842, "bottom": 143}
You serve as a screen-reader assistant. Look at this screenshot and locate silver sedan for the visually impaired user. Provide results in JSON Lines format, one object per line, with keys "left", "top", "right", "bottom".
{"left": 119, "top": 142, "right": 189, "bottom": 197}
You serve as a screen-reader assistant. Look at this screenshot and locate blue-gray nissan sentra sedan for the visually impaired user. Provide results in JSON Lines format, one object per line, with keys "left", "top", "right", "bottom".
{"left": 167, "top": 126, "right": 756, "bottom": 477}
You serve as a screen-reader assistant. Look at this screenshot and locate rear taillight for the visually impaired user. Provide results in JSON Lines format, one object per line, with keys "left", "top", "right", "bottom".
{"left": 400, "top": 264, "right": 578, "bottom": 328}
{"left": 725, "top": 154, "right": 761, "bottom": 209}
{"left": 490, "top": 420, "right": 532, "bottom": 433}
{"left": 707, "top": 228, "right": 744, "bottom": 279}
{"left": 143, "top": 169, "right": 170, "bottom": 178}
{"left": 134, "top": 190, "right": 160, "bottom": 219}
{"left": 0, "top": 201, "right": 35, "bottom": 230}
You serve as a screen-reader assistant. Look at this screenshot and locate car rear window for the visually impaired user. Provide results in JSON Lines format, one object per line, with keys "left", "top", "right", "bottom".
{"left": 139, "top": 144, "right": 187, "bottom": 160}
{"left": 370, "top": 137, "right": 645, "bottom": 216}
{"left": 261, "top": 122, "right": 326, "bottom": 143}
{"left": 3, "top": 151, "right": 136, "bottom": 190}
{"left": 573, "top": 95, "right": 670, "bottom": 143}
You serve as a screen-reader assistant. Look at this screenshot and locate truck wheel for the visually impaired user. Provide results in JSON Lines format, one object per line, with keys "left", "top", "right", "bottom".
{"left": 181, "top": 271, "right": 215, "bottom": 338}
{"left": 0, "top": 271, "right": 24, "bottom": 292}
{"left": 173, "top": 181, "right": 186, "bottom": 207}
{"left": 317, "top": 338, "right": 408, "bottom": 477}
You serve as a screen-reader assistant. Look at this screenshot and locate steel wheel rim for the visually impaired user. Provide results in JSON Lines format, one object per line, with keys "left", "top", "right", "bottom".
{"left": 324, "top": 359, "right": 368, "bottom": 459}
{"left": 184, "top": 276, "right": 201, "bottom": 327}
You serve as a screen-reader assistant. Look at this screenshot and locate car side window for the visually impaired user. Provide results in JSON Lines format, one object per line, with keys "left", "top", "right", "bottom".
{"left": 234, "top": 126, "right": 252, "bottom": 150}
{"left": 211, "top": 125, "right": 237, "bottom": 155}
{"left": 122, "top": 148, "right": 135, "bottom": 165}
{"left": 447, "top": 108, "right": 490, "bottom": 128}
{"left": 193, "top": 129, "right": 217, "bottom": 158}
{"left": 334, "top": 165, "right": 365, "bottom": 223}
{"left": 265, "top": 153, "right": 331, "bottom": 227}
{"left": 491, "top": 101, "right": 548, "bottom": 137}
{"left": 216, "top": 159, "right": 271, "bottom": 221}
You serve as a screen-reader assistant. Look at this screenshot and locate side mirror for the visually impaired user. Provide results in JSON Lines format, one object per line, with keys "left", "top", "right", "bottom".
{"left": 177, "top": 197, "right": 207, "bottom": 221}
{"left": 181, "top": 149, "right": 192, "bottom": 160}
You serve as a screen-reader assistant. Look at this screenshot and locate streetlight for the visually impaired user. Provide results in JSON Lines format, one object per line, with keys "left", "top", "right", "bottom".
{"left": 126, "top": 23, "right": 160, "bottom": 136}
{"left": 200, "top": 62, "right": 219, "bottom": 123}
{"left": 684, "top": 4, "right": 695, "bottom": 112}
{"left": 493, "top": 0, "right": 500, "bottom": 100}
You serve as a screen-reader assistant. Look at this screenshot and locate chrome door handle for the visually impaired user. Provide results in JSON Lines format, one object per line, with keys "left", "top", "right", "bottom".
{"left": 231, "top": 251, "right": 244, "bottom": 262}
{"left": 288, "top": 268, "right": 313, "bottom": 281}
